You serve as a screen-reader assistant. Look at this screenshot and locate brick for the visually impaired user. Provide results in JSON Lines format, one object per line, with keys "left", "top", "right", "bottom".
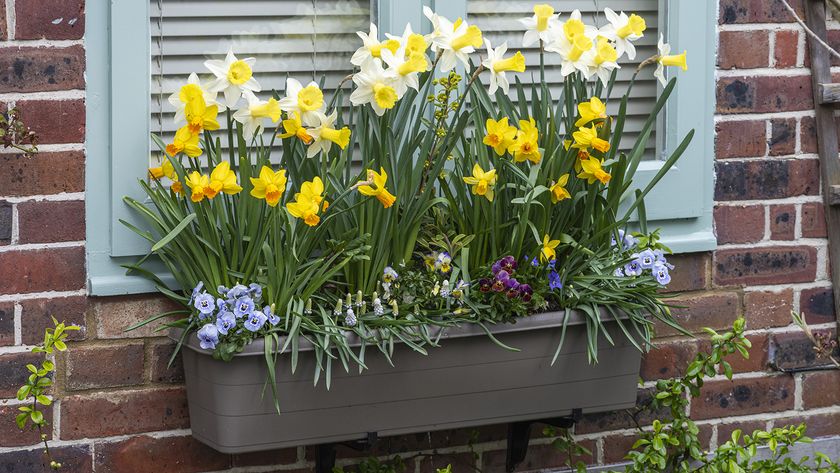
{"left": 419, "top": 452, "right": 476, "bottom": 472}
{"left": 728, "top": 333, "right": 770, "bottom": 374}
{"left": 774, "top": 30, "right": 799, "bottom": 68}
{"left": 656, "top": 292, "right": 740, "bottom": 337}
{"left": 482, "top": 440, "right": 595, "bottom": 472}
{"left": 770, "top": 330, "right": 839, "bottom": 371}
{"left": 93, "top": 294, "right": 184, "bottom": 339}
{"left": 718, "top": 31, "right": 769, "bottom": 69}
{"left": 0, "top": 4, "right": 5, "bottom": 40}
{"left": 0, "top": 404, "right": 53, "bottom": 447}
{"left": 715, "top": 159, "right": 819, "bottom": 201}
{"left": 716, "top": 75, "right": 812, "bottom": 114}
{"left": 663, "top": 253, "right": 709, "bottom": 292}
{"left": 66, "top": 343, "right": 145, "bottom": 391}
{"left": 744, "top": 289, "right": 793, "bottom": 329}
{"left": 797, "top": 412, "right": 840, "bottom": 437}
{"left": 94, "top": 435, "right": 230, "bottom": 473}
{"left": 715, "top": 120, "right": 766, "bottom": 159}
{"left": 769, "top": 204, "right": 795, "bottom": 240}
{"left": 232, "top": 448, "right": 297, "bottom": 467}
{"left": 20, "top": 296, "right": 87, "bottom": 344}
{"left": 800, "top": 286, "right": 835, "bottom": 324}
{"left": 0, "top": 352, "right": 44, "bottom": 397}
{"left": 719, "top": 0, "right": 803, "bottom": 24}
{"left": 0, "top": 246, "right": 85, "bottom": 294}
{"left": 800, "top": 116, "right": 818, "bottom": 154}
{"left": 60, "top": 387, "right": 189, "bottom": 439}
{"left": 0, "top": 201, "right": 10, "bottom": 244}
{"left": 0, "top": 151, "right": 85, "bottom": 197}
{"left": 692, "top": 376, "right": 794, "bottom": 420}
{"left": 17, "top": 200, "right": 85, "bottom": 243}
{"left": 640, "top": 340, "right": 701, "bottom": 381}
{"left": 802, "top": 370, "right": 840, "bottom": 408}
{"left": 714, "top": 205, "right": 764, "bottom": 244}
{"left": 0, "top": 302, "right": 13, "bottom": 346}
{"left": 769, "top": 118, "right": 796, "bottom": 156}
{"left": 576, "top": 388, "right": 667, "bottom": 434}
{"left": 0, "top": 445, "right": 92, "bottom": 472}
{"left": 717, "top": 420, "right": 769, "bottom": 445}
{"left": 0, "top": 46, "right": 85, "bottom": 93}
{"left": 714, "top": 246, "right": 817, "bottom": 286}
{"left": 602, "top": 434, "right": 638, "bottom": 464}
{"left": 801, "top": 202, "right": 827, "bottom": 238}
{"left": 15, "top": 100, "right": 85, "bottom": 144}
{"left": 15, "top": 0, "right": 85, "bottom": 40}
{"left": 149, "top": 341, "right": 185, "bottom": 384}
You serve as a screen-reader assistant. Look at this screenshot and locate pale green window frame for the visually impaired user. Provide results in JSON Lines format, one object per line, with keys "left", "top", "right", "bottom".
{"left": 85, "top": 0, "right": 715, "bottom": 296}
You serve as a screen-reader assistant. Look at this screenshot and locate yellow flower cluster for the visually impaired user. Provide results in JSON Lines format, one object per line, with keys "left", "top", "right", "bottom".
{"left": 286, "top": 177, "right": 329, "bottom": 226}
{"left": 483, "top": 117, "right": 542, "bottom": 164}
{"left": 184, "top": 161, "right": 242, "bottom": 203}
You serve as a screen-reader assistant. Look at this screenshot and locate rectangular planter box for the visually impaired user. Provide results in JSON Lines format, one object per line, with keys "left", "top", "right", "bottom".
{"left": 176, "top": 310, "right": 642, "bottom": 453}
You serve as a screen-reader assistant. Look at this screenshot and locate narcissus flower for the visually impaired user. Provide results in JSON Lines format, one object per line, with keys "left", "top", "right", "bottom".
{"left": 387, "top": 23, "right": 430, "bottom": 61}
{"left": 168, "top": 73, "right": 223, "bottom": 125}
{"left": 424, "top": 7, "right": 483, "bottom": 71}
{"left": 545, "top": 10, "right": 596, "bottom": 77}
{"left": 183, "top": 96, "right": 220, "bottom": 134}
{"left": 654, "top": 34, "right": 688, "bottom": 86}
{"left": 250, "top": 166, "right": 287, "bottom": 207}
{"left": 509, "top": 118, "right": 542, "bottom": 164}
{"left": 286, "top": 176, "right": 328, "bottom": 226}
{"left": 601, "top": 8, "right": 646, "bottom": 60}
{"left": 277, "top": 112, "right": 313, "bottom": 144}
{"left": 307, "top": 111, "right": 352, "bottom": 158}
{"left": 166, "top": 126, "right": 202, "bottom": 158}
{"left": 278, "top": 78, "right": 326, "bottom": 127}
{"left": 204, "top": 49, "right": 261, "bottom": 108}
{"left": 351, "top": 23, "right": 401, "bottom": 66}
{"left": 185, "top": 171, "right": 211, "bottom": 202}
{"left": 463, "top": 163, "right": 497, "bottom": 202}
{"left": 482, "top": 39, "right": 526, "bottom": 95}
{"left": 357, "top": 167, "right": 397, "bottom": 208}
{"left": 205, "top": 161, "right": 242, "bottom": 198}
{"left": 549, "top": 174, "right": 571, "bottom": 203}
{"left": 572, "top": 124, "right": 611, "bottom": 153}
{"left": 350, "top": 58, "right": 400, "bottom": 116}
{"left": 519, "top": 4, "right": 560, "bottom": 47}
{"left": 381, "top": 46, "right": 427, "bottom": 96}
{"left": 540, "top": 234, "right": 560, "bottom": 262}
{"left": 587, "top": 36, "right": 620, "bottom": 86}
{"left": 233, "top": 90, "right": 281, "bottom": 140}
{"left": 577, "top": 157, "right": 612, "bottom": 185}
{"left": 575, "top": 96, "right": 608, "bottom": 128}
{"left": 148, "top": 157, "right": 177, "bottom": 182}
{"left": 483, "top": 117, "right": 517, "bottom": 156}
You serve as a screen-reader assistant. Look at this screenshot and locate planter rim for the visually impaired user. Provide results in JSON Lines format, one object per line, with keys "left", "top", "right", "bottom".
{"left": 173, "top": 307, "right": 627, "bottom": 358}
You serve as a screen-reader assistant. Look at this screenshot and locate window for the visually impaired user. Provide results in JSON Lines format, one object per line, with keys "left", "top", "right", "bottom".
{"left": 86, "top": 0, "right": 715, "bottom": 295}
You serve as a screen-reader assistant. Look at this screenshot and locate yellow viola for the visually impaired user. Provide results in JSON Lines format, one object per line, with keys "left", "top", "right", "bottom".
{"left": 509, "top": 118, "right": 542, "bottom": 164}
{"left": 483, "top": 117, "right": 517, "bottom": 156}
{"left": 357, "top": 167, "right": 397, "bottom": 208}
{"left": 572, "top": 125, "right": 611, "bottom": 153}
{"left": 250, "top": 166, "right": 287, "bottom": 207}
{"left": 166, "top": 126, "right": 202, "bottom": 158}
{"left": 287, "top": 177, "right": 328, "bottom": 226}
{"left": 549, "top": 174, "right": 571, "bottom": 203}
{"left": 575, "top": 97, "right": 608, "bottom": 128}
{"left": 278, "top": 112, "right": 314, "bottom": 145}
{"left": 462, "top": 163, "right": 497, "bottom": 202}
{"left": 577, "top": 157, "right": 612, "bottom": 185}
{"left": 184, "top": 171, "right": 211, "bottom": 203}
{"left": 541, "top": 234, "right": 560, "bottom": 262}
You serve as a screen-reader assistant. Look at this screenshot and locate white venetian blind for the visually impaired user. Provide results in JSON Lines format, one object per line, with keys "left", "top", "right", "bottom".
{"left": 149, "top": 0, "right": 371, "bottom": 160}
{"left": 467, "top": 0, "right": 661, "bottom": 158}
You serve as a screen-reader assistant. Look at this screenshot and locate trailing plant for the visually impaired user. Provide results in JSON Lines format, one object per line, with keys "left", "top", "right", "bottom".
{"left": 14, "top": 318, "right": 80, "bottom": 470}
{"left": 1, "top": 107, "right": 39, "bottom": 157}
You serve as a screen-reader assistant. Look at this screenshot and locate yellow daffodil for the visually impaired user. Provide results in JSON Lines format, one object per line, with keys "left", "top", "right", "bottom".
{"left": 204, "top": 49, "right": 261, "bottom": 108}
{"left": 520, "top": 4, "right": 560, "bottom": 47}
{"left": 148, "top": 157, "right": 177, "bottom": 181}
{"left": 352, "top": 23, "right": 401, "bottom": 66}
{"left": 541, "top": 234, "right": 560, "bottom": 262}
{"left": 482, "top": 39, "right": 526, "bottom": 95}
{"left": 184, "top": 96, "right": 220, "bottom": 134}
{"left": 184, "top": 171, "right": 211, "bottom": 203}
{"left": 577, "top": 157, "right": 612, "bottom": 185}
{"left": 572, "top": 125, "right": 611, "bottom": 153}
{"left": 549, "top": 174, "right": 571, "bottom": 203}
{"left": 286, "top": 177, "right": 327, "bottom": 226}
{"left": 307, "top": 111, "right": 352, "bottom": 158}
{"left": 250, "top": 166, "right": 287, "bottom": 207}
{"left": 278, "top": 78, "right": 325, "bottom": 126}
{"left": 357, "top": 167, "right": 397, "bottom": 208}
{"left": 166, "top": 126, "right": 202, "bottom": 158}
{"left": 278, "top": 112, "right": 313, "bottom": 145}
{"left": 404, "top": 30, "right": 429, "bottom": 58}
{"left": 483, "top": 117, "right": 517, "bottom": 156}
{"left": 654, "top": 34, "right": 688, "bottom": 86}
{"left": 509, "top": 118, "right": 542, "bottom": 164}
{"left": 575, "top": 97, "right": 607, "bottom": 128}
{"left": 463, "top": 163, "right": 497, "bottom": 202}
{"left": 203, "top": 161, "right": 242, "bottom": 199}
{"left": 171, "top": 180, "right": 185, "bottom": 196}
{"left": 168, "top": 73, "right": 224, "bottom": 126}
{"left": 148, "top": 166, "right": 164, "bottom": 180}
{"left": 602, "top": 8, "right": 646, "bottom": 59}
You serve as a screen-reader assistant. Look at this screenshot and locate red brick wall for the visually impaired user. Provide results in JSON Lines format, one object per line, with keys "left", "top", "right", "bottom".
{"left": 0, "top": 0, "right": 838, "bottom": 471}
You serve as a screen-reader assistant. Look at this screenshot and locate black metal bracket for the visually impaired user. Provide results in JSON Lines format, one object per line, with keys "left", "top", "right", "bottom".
{"left": 315, "top": 432, "right": 379, "bottom": 473}
{"left": 505, "top": 409, "right": 582, "bottom": 473}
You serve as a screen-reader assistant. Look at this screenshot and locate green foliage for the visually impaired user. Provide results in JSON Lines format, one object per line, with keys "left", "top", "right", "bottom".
{"left": 1, "top": 107, "right": 39, "bottom": 157}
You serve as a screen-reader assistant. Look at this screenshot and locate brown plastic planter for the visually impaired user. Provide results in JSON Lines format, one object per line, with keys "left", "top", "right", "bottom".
{"left": 174, "top": 310, "right": 642, "bottom": 454}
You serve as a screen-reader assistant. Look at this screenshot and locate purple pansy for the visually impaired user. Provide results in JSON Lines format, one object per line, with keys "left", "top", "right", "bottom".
{"left": 215, "top": 311, "right": 236, "bottom": 335}
{"left": 189, "top": 281, "right": 205, "bottom": 305}
{"left": 614, "top": 267, "right": 625, "bottom": 277}
{"left": 197, "top": 323, "right": 219, "bottom": 350}
{"left": 217, "top": 285, "right": 229, "bottom": 296}
{"left": 226, "top": 284, "right": 250, "bottom": 301}
{"left": 244, "top": 310, "right": 267, "bottom": 332}
{"left": 519, "top": 284, "right": 533, "bottom": 302}
{"left": 233, "top": 296, "right": 256, "bottom": 318}
{"left": 249, "top": 283, "right": 263, "bottom": 299}
{"left": 495, "top": 270, "right": 510, "bottom": 282}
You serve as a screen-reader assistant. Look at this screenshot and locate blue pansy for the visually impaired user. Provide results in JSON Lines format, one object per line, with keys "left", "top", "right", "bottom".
{"left": 653, "top": 262, "right": 671, "bottom": 286}
{"left": 624, "top": 256, "right": 643, "bottom": 277}
{"left": 244, "top": 310, "right": 267, "bottom": 332}
{"left": 215, "top": 311, "right": 236, "bottom": 335}
{"left": 263, "top": 306, "right": 280, "bottom": 326}
{"left": 233, "top": 296, "right": 255, "bottom": 318}
{"left": 614, "top": 267, "right": 624, "bottom": 277}
{"left": 197, "top": 323, "right": 219, "bottom": 350}
{"left": 226, "top": 284, "right": 250, "bottom": 301}
{"left": 249, "top": 283, "right": 263, "bottom": 299}
{"left": 530, "top": 257, "right": 539, "bottom": 267}
{"left": 194, "top": 292, "right": 215, "bottom": 316}
{"left": 217, "top": 285, "right": 229, "bottom": 297}
{"left": 638, "top": 249, "right": 656, "bottom": 269}
{"left": 189, "top": 281, "right": 205, "bottom": 305}
{"left": 548, "top": 270, "right": 563, "bottom": 290}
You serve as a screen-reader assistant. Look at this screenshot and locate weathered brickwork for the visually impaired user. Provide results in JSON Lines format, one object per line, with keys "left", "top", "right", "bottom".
{"left": 0, "top": 0, "right": 838, "bottom": 471}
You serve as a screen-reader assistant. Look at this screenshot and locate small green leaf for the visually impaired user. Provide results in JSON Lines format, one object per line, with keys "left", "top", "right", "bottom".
{"left": 36, "top": 395, "right": 52, "bottom": 406}
{"left": 29, "top": 410, "right": 43, "bottom": 424}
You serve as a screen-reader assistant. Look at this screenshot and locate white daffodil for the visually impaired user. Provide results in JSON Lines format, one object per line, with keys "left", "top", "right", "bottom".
{"left": 204, "top": 49, "right": 261, "bottom": 108}
{"left": 233, "top": 90, "right": 282, "bottom": 140}
{"left": 350, "top": 59, "right": 400, "bottom": 116}
{"left": 167, "top": 72, "right": 223, "bottom": 126}
{"left": 307, "top": 111, "right": 352, "bottom": 158}
{"left": 278, "top": 78, "right": 326, "bottom": 127}
{"left": 380, "top": 46, "right": 428, "bottom": 96}
{"left": 600, "top": 8, "right": 646, "bottom": 60}
{"left": 423, "top": 6, "right": 483, "bottom": 72}
{"left": 385, "top": 23, "right": 430, "bottom": 61}
{"left": 351, "top": 23, "right": 401, "bottom": 67}
{"left": 481, "top": 39, "right": 526, "bottom": 95}
{"left": 545, "top": 10, "right": 597, "bottom": 78}
{"left": 585, "top": 36, "right": 620, "bottom": 87}
{"left": 519, "top": 4, "right": 561, "bottom": 47}
{"left": 653, "top": 34, "right": 688, "bottom": 86}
